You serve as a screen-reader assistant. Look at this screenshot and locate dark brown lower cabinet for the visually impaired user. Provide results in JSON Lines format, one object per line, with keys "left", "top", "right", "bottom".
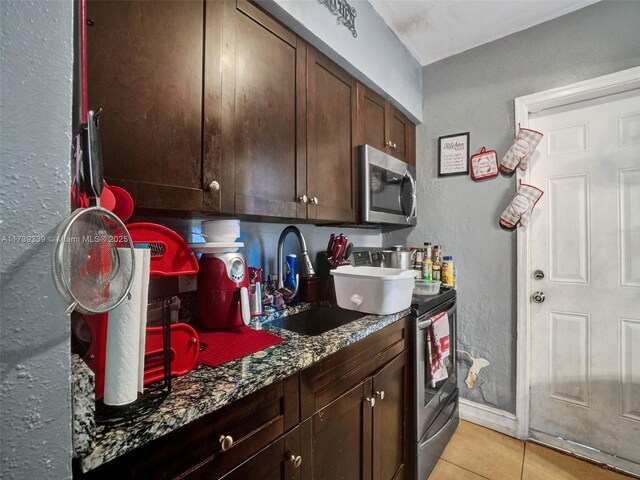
{"left": 309, "top": 352, "right": 408, "bottom": 480}
{"left": 372, "top": 352, "right": 409, "bottom": 480}
{"left": 220, "top": 419, "right": 311, "bottom": 480}
{"left": 312, "top": 381, "right": 372, "bottom": 480}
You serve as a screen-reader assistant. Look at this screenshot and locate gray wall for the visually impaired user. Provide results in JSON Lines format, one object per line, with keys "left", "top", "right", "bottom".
{"left": 386, "top": 1, "right": 640, "bottom": 413}
{"left": 1, "top": 1, "right": 74, "bottom": 478}
{"left": 258, "top": 0, "right": 422, "bottom": 122}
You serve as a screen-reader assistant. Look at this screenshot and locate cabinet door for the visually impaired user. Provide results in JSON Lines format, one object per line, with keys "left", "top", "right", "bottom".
{"left": 312, "top": 380, "right": 372, "bottom": 480}
{"left": 86, "top": 0, "right": 205, "bottom": 212}
{"left": 357, "top": 84, "right": 387, "bottom": 154}
{"left": 221, "top": 0, "right": 306, "bottom": 219}
{"left": 387, "top": 106, "right": 416, "bottom": 165}
{"left": 372, "top": 352, "right": 409, "bottom": 480}
{"left": 218, "top": 420, "right": 311, "bottom": 480}
{"left": 306, "top": 48, "right": 357, "bottom": 223}
{"left": 356, "top": 83, "right": 417, "bottom": 166}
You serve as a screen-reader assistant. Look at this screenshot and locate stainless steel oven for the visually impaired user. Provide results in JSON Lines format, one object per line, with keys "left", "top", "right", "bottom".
{"left": 359, "top": 144, "right": 417, "bottom": 226}
{"left": 413, "top": 290, "right": 458, "bottom": 480}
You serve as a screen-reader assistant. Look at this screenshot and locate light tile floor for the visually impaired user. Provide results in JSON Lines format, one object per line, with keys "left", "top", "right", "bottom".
{"left": 428, "top": 420, "right": 633, "bottom": 480}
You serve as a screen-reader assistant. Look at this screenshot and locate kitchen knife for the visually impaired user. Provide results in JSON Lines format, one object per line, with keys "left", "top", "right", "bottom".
{"left": 343, "top": 242, "right": 353, "bottom": 262}
{"left": 326, "top": 234, "right": 335, "bottom": 256}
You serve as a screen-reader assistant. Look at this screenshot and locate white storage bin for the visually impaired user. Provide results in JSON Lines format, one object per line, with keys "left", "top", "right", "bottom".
{"left": 330, "top": 266, "right": 418, "bottom": 315}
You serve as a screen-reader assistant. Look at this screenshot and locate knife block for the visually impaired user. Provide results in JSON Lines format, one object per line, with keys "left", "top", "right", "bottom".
{"left": 316, "top": 252, "right": 351, "bottom": 302}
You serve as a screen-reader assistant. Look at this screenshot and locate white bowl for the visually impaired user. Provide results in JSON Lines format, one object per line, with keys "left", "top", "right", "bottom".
{"left": 202, "top": 219, "right": 240, "bottom": 241}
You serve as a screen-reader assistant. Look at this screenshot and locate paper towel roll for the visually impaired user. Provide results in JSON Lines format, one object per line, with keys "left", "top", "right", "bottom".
{"left": 104, "top": 248, "right": 142, "bottom": 406}
{"left": 137, "top": 249, "right": 150, "bottom": 393}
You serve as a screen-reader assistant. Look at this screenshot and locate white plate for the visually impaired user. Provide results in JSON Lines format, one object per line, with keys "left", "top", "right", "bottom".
{"left": 189, "top": 242, "right": 244, "bottom": 254}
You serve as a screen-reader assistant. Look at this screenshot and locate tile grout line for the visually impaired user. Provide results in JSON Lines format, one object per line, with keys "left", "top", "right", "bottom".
{"left": 440, "top": 458, "right": 492, "bottom": 480}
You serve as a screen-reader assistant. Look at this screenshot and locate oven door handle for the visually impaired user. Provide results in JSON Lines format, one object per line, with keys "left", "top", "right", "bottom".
{"left": 417, "top": 301, "right": 456, "bottom": 331}
{"left": 418, "top": 401, "right": 458, "bottom": 449}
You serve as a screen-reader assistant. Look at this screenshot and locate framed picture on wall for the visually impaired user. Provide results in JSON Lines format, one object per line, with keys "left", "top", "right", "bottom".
{"left": 438, "top": 132, "right": 470, "bottom": 176}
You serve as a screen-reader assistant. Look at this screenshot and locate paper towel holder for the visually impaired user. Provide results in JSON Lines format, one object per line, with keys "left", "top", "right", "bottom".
{"left": 95, "top": 298, "right": 173, "bottom": 427}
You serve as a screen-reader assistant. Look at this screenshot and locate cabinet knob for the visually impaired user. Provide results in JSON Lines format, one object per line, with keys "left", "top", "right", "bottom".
{"left": 365, "top": 397, "right": 376, "bottom": 407}
{"left": 309, "top": 196, "right": 318, "bottom": 205}
{"left": 392, "top": 142, "right": 397, "bottom": 149}
{"left": 375, "top": 390, "right": 385, "bottom": 400}
{"left": 385, "top": 140, "right": 393, "bottom": 148}
{"left": 298, "top": 194, "right": 308, "bottom": 204}
{"left": 207, "top": 180, "right": 220, "bottom": 192}
{"left": 219, "top": 434, "right": 233, "bottom": 451}
{"left": 289, "top": 455, "right": 303, "bottom": 469}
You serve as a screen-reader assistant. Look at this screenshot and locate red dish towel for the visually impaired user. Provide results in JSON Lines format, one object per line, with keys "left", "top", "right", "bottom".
{"left": 197, "top": 326, "right": 284, "bottom": 367}
{"left": 426, "top": 312, "right": 450, "bottom": 388}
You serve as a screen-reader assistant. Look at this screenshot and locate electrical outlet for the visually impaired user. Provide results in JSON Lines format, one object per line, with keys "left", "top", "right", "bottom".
{"left": 178, "top": 274, "right": 197, "bottom": 293}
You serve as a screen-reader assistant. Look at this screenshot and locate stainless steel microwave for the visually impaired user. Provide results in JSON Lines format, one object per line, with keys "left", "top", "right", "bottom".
{"left": 359, "top": 145, "right": 417, "bottom": 226}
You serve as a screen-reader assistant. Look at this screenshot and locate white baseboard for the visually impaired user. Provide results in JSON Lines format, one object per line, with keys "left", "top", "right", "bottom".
{"left": 458, "top": 399, "right": 517, "bottom": 438}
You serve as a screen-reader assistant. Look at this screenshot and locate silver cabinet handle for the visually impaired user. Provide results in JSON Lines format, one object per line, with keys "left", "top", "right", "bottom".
{"left": 365, "top": 397, "right": 375, "bottom": 407}
{"left": 207, "top": 180, "right": 220, "bottom": 192}
{"left": 385, "top": 140, "right": 393, "bottom": 148}
{"left": 532, "top": 291, "right": 545, "bottom": 303}
{"left": 298, "top": 194, "right": 308, "bottom": 204}
{"left": 219, "top": 434, "right": 233, "bottom": 451}
{"left": 392, "top": 142, "right": 397, "bottom": 149}
{"left": 375, "top": 390, "right": 385, "bottom": 400}
{"left": 290, "top": 455, "right": 303, "bottom": 469}
{"left": 309, "top": 196, "right": 318, "bottom": 205}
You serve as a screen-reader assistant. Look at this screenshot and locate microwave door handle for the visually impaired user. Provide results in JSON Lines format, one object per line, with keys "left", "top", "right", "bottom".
{"left": 404, "top": 171, "right": 417, "bottom": 222}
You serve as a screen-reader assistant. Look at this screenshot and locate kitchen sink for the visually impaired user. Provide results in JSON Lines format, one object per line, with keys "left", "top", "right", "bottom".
{"left": 264, "top": 306, "right": 367, "bottom": 336}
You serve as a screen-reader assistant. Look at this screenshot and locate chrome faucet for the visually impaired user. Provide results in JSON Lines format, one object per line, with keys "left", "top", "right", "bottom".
{"left": 277, "top": 226, "right": 316, "bottom": 300}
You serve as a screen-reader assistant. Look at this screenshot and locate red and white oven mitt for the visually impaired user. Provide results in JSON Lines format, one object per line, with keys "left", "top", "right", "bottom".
{"left": 499, "top": 182, "right": 544, "bottom": 229}
{"left": 500, "top": 128, "right": 543, "bottom": 173}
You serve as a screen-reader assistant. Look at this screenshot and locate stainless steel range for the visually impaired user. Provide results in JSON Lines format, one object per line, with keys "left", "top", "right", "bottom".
{"left": 412, "top": 289, "right": 459, "bottom": 480}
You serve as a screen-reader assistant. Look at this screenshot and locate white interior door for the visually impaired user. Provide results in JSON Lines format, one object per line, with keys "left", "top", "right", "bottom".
{"left": 528, "top": 88, "right": 640, "bottom": 470}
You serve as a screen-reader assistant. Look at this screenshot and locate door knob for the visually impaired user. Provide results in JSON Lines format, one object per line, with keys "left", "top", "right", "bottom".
{"left": 290, "top": 455, "right": 303, "bottom": 469}
{"left": 207, "top": 180, "right": 220, "bottom": 192}
{"left": 375, "top": 390, "right": 385, "bottom": 400}
{"left": 219, "top": 435, "right": 233, "bottom": 451}
{"left": 532, "top": 291, "right": 545, "bottom": 303}
{"left": 533, "top": 270, "right": 545, "bottom": 280}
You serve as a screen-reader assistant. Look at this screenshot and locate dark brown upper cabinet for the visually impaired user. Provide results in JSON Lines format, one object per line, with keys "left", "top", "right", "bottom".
{"left": 306, "top": 48, "right": 358, "bottom": 223}
{"left": 87, "top": 0, "right": 415, "bottom": 219}
{"left": 86, "top": 0, "right": 208, "bottom": 212}
{"left": 219, "top": 0, "right": 307, "bottom": 219}
{"left": 357, "top": 84, "right": 416, "bottom": 165}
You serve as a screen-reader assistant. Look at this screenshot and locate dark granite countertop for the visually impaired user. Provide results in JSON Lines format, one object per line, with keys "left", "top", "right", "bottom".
{"left": 73, "top": 303, "right": 411, "bottom": 473}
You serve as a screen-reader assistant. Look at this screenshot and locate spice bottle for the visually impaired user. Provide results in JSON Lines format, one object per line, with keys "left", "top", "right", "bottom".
{"left": 413, "top": 247, "right": 423, "bottom": 271}
{"left": 442, "top": 256, "right": 454, "bottom": 287}
{"left": 432, "top": 245, "right": 441, "bottom": 282}
{"left": 422, "top": 257, "right": 432, "bottom": 281}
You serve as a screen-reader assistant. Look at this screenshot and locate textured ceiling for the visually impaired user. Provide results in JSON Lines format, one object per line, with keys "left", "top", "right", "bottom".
{"left": 369, "top": 0, "right": 600, "bottom": 66}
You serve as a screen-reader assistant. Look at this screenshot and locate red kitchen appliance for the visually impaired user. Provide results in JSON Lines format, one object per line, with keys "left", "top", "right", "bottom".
{"left": 197, "top": 252, "right": 251, "bottom": 330}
